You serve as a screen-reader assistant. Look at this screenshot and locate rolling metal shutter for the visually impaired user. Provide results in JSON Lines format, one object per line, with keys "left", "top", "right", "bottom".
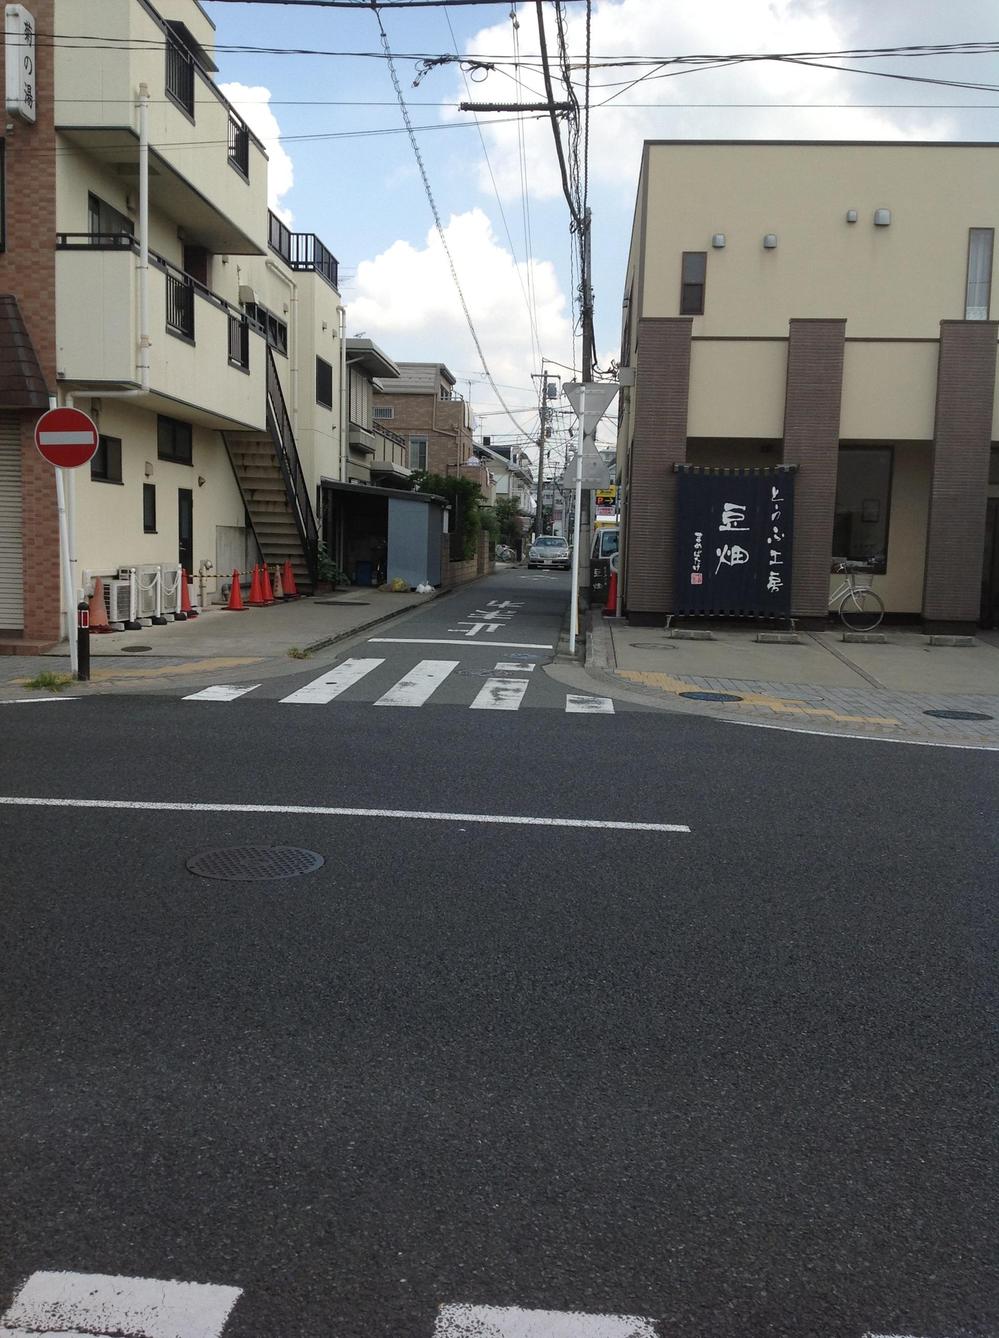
{"left": 0, "top": 414, "right": 25, "bottom": 629}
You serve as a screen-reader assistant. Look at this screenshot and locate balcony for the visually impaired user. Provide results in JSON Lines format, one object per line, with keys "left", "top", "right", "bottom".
{"left": 55, "top": 236, "right": 265, "bottom": 430}
{"left": 268, "top": 212, "right": 339, "bottom": 290}
{"left": 54, "top": 0, "right": 267, "bottom": 255}
{"left": 371, "top": 425, "right": 412, "bottom": 482}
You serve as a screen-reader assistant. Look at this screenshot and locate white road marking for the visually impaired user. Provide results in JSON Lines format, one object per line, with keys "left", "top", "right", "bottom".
{"left": 375, "top": 659, "right": 458, "bottom": 707}
{"left": 0, "top": 1269, "right": 242, "bottom": 1338}
{"left": 494, "top": 661, "right": 535, "bottom": 672}
{"left": 470, "top": 677, "right": 530, "bottom": 710}
{"left": 434, "top": 1303, "right": 657, "bottom": 1337}
{"left": 279, "top": 658, "right": 383, "bottom": 704}
{"left": 369, "top": 638, "right": 554, "bottom": 649}
{"left": 566, "top": 694, "right": 615, "bottom": 714}
{"left": 0, "top": 796, "right": 690, "bottom": 833}
{"left": 183, "top": 684, "right": 260, "bottom": 702}
{"left": 0, "top": 697, "right": 78, "bottom": 704}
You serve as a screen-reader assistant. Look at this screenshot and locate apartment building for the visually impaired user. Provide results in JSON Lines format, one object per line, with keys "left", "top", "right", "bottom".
{"left": 0, "top": 0, "right": 346, "bottom": 647}
{"left": 372, "top": 362, "right": 479, "bottom": 483}
{"left": 618, "top": 140, "right": 999, "bottom": 631}
{"left": 476, "top": 441, "right": 534, "bottom": 515}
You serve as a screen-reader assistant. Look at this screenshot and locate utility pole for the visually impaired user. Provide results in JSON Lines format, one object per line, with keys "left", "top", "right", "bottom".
{"left": 535, "top": 369, "right": 549, "bottom": 538}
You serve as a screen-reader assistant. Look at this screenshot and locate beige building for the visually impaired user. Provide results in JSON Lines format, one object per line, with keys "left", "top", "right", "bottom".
{"left": 1, "top": 0, "right": 349, "bottom": 643}
{"left": 617, "top": 140, "right": 999, "bottom": 631}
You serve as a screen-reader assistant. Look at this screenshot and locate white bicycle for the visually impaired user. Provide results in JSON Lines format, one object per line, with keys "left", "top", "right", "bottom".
{"left": 829, "top": 561, "right": 885, "bottom": 632}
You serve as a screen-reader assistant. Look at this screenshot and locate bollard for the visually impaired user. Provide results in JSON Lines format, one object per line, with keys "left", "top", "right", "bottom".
{"left": 76, "top": 598, "right": 91, "bottom": 682}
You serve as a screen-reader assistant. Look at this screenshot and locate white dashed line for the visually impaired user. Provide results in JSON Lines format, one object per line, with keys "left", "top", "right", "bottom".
{"left": 470, "top": 677, "right": 530, "bottom": 710}
{"left": 368, "top": 638, "right": 554, "bottom": 649}
{"left": 0, "top": 1270, "right": 242, "bottom": 1338}
{"left": 374, "top": 659, "right": 459, "bottom": 707}
{"left": 434, "top": 1303, "right": 657, "bottom": 1337}
{"left": 566, "top": 694, "right": 615, "bottom": 714}
{"left": 279, "top": 658, "right": 383, "bottom": 704}
{"left": 183, "top": 684, "right": 260, "bottom": 702}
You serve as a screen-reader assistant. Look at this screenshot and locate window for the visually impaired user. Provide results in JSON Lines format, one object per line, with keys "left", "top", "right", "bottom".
{"left": 409, "top": 435, "right": 428, "bottom": 471}
{"left": 90, "top": 435, "right": 122, "bottom": 484}
{"left": 372, "top": 406, "right": 395, "bottom": 421}
{"left": 245, "top": 302, "right": 288, "bottom": 356}
{"left": 316, "top": 356, "right": 333, "bottom": 408}
{"left": 143, "top": 483, "right": 157, "bottom": 533}
{"left": 832, "top": 447, "right": 893, "bottom": 574}
{"left": 88, "top": 192, "right": 133, "bottom": 241}
{"left": 157, "top": 415, "right": 193, "bottom": 465}
{"left": 965, "top": 228, "right": 994, "bottom": 319}
{"left": 228, "top": 114, "right": 249, "bottom": 178}
{"left": 1, "top": 141, "right": 5, "bottom": 252}
{"left": 680, "top": 251, "right": 706, "bottom": 315}
{"left": 165, "top": 31, "right": 195, "bottom": 117}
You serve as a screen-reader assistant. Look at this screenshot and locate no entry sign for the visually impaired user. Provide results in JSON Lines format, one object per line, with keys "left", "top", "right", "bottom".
{"left": 34, "top": 406, "right": 99, "bottom": 469}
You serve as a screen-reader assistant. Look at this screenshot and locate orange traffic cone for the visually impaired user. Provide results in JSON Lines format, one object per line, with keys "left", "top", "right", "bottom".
{"left": 260, "top": 563, "right": 275, "bottom": 605}
{"left": 272, "top": 563, "right": 284, "bottom": 601}
{"left": 88, "top": 576, "right": 113, "bottom": 633}
{"left": 248, "top": 564, "right": 265, "bottom": 607}
{"left": 603, "top": 567, "right": 618, "bottom": 617}
{"left": 282, "top": 560, "right": 299, "bottom": 599}
{"left": 179, "top": 567, "right": 198, "bottom": 618}
{"left": 225, "top": 569, "right": 246, "bottom": 611}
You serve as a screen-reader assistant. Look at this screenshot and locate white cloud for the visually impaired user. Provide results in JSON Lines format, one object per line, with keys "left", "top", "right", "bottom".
{"left": 347, "top": 209, "right": 575, "bottom": 434}
{"left": 219, "top": 82, "right": 294, "bottom": 223}
{"left": 453, "top": 0, "right": 958, "bottom": 203}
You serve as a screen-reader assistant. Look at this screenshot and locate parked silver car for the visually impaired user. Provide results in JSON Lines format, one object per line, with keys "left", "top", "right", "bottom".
{"left": 528, "top": 536, "right": 572, "bottom": 570}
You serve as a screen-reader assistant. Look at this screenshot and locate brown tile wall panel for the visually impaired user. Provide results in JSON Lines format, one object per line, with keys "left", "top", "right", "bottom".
{"left": 923, "top": 320, "right": 998, "bottom": 625}
{"left": 781, "top": 319, "right": 846, "bottom": 619}
{"left": 624, "top": 318, "right": 692, "bottom": 615}
{"left": 0, "top": 0, "right": 60, "bottom": 644}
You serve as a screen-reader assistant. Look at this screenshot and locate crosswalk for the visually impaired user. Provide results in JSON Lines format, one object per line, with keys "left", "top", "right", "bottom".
{"left": 0, "top": 1271, "right": 952, "bottom": 1338}
{"left": 183, "top": 657, "right": 616, "bottom": 714}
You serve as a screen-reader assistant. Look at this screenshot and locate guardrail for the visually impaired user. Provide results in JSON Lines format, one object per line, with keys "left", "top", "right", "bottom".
{"left": 265, "top": 348, "right": 319, "bottom": 585}
{"left": 267, "top": 210, "right": 339, "bottom": 290}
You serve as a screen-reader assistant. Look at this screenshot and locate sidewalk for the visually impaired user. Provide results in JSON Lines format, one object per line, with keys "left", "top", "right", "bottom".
{"left": 585, "top": 618, "right": 999, "bottom": 747}
{"left": 0, "top": 588, "right": 439, "bottom": 697}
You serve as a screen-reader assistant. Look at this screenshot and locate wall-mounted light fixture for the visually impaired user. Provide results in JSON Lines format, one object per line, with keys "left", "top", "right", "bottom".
{"left": 763, "top": 234, "right": 778, "bottom": 249}
{"left": 846, "top": 209, "right": 858, "bottom": 223}
{"left": 197, "top": 475, "right": 206, "bottom": 488}
{"left": 711, "top": 233, "right": 726, "bottom": 248}
{"left": 874, "top": 208, "right": 892, "bottom": 226}
{"left": 144, "top": 461, "right": 154, "bottom": 478}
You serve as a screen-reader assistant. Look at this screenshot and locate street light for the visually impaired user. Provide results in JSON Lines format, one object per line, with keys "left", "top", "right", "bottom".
{"left": 562, "top": 381, "right": 618, "bottom": 654}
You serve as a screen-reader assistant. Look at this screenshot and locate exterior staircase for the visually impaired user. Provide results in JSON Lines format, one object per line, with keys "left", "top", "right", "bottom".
{"left": 223, "top": 348, "right": 319, "bottom": 596}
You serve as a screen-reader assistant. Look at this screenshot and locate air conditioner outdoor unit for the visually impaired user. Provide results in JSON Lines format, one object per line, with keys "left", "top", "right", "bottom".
{"left": 238, "top": 284, "right": 257, "bottom": 306}
{"left": 134, "top": 564, "right": 161, "bottom": 620}
{"left": 108, "top": 579, "right": 133, "bottom": 625}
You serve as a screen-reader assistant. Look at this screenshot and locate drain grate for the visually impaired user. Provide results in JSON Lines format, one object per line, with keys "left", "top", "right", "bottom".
{"left": 923, "top": 708, "right": 994, "bottom": 722}
{"left": 679, "top": 690, "right": 744, "bottom": 703}
{"left": 186, "top": 845, "right": 325, "bottom": 881}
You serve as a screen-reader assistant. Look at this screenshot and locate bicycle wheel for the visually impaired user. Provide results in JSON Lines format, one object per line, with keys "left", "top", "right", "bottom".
{"left": 839, "top": 587, "right": 885, "bottom": 632}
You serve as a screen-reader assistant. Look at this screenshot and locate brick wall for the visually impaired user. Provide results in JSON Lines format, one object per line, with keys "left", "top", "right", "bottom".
{"left": 623, "top": 318, "right": 692, "bottom": 617}
{"left": 374, "top": 392, "right": 472, "bottom": 475}
{"left": 923, "top": 320, "right": 998, "bottom": 627}
{"left": 781, "top": 319, "right": 846, "bottom": 620}
{"left": 0, "top": 0, "right": 60, "bottom": 644}
{"left": 441, "top": 530, "right": 493, "bottom": 589}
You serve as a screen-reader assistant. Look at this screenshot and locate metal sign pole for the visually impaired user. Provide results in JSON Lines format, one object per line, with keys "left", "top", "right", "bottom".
{"left": 569, "top": 389, "right": 586, "bottom": 654}
{"left": 54, "top": 467, "right": 78, "bottom": 678}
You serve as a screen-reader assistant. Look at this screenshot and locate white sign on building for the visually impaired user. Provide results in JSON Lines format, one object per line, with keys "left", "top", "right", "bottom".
{"left": 5, "top": 5, "right": 37, "bottom": 124}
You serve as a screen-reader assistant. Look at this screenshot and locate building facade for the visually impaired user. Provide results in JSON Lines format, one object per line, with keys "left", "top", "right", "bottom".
{"left": 617, "top": 140, "right": 999, "bottom": 630}
{"left": 372, "top": 362, "right": 479, "bottom": 483}
{"left": 0, "top": 0, "right": 347, "bottom": 646}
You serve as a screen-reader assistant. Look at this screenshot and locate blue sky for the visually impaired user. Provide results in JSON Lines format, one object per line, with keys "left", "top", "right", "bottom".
{"left": 203, "top": 0, "right": 999, "bottom": 457}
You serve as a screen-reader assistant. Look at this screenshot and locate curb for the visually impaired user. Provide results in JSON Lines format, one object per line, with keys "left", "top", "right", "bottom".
{"left": 300, "top": 585, "right": 449, "bottom": 656}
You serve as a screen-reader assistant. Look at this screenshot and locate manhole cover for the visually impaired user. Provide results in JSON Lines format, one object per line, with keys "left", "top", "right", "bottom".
{"left": 120, "top": 645, "right": 152, "bottom": 653}
{"left": 679, "top": 690, "right": 744, "bottom": 703}
{"left": 630, "top": 641, "right": 673, "bottom": 649}
{"left": 923, "top": 708, "right": 994, "bottom": 722}
{"left": 186, "top": 845, "right": 325, "bottom": 881}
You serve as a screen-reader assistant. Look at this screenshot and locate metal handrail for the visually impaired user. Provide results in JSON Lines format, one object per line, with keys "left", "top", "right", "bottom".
{"left": 267, "top": 210, "right": 339, "bottom": 290}
{"left": 265, "top": 348, "right": 319, "bottom": 585}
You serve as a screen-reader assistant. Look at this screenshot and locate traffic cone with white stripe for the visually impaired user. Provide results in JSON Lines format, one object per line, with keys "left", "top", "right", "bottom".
{"left": 282, "top": 560, "right": 299, "bottom": 599}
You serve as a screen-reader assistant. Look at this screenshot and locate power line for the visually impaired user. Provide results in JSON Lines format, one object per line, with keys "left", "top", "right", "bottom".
{"left": 372, "top": 6, "right": 535, "bottom": 439}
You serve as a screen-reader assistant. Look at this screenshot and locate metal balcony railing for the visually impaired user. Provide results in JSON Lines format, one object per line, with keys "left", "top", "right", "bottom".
{"left": 228, "top": 314, "right": 250, "bottom": 369}
{"left": 228, "top": 115, "right": 249, "bottom": 178}
{"left": 267, "top": 210, "right": 339, "bottom": 290}
{"left": 165, "top": 271, "right": 195, "bottom": 340}
{"left": 165, "top": 34, "right": 195, "bottom": 116}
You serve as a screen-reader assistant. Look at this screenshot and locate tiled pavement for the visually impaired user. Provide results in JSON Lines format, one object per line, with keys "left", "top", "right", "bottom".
{"left": 586, "top": 621, "right": 999, "bottom": 748}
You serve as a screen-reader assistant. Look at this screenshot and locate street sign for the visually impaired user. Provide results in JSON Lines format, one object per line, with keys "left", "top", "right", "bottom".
{"left": 34, "top": 406, "right": 99, "bottom": 469}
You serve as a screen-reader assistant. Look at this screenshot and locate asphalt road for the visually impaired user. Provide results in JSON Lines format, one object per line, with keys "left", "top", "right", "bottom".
{"left": 0, "top": 574, "right": 995, "bottom": 1337}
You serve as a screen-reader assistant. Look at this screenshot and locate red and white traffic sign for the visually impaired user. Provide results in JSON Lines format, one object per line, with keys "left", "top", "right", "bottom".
{"left": 34, "top": 406, "right": 99, "bottom": 469}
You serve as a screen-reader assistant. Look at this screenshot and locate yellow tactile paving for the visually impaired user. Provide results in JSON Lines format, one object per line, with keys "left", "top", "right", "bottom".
{"left": 616, "top": 669, "right": 901, "bottom": 727}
